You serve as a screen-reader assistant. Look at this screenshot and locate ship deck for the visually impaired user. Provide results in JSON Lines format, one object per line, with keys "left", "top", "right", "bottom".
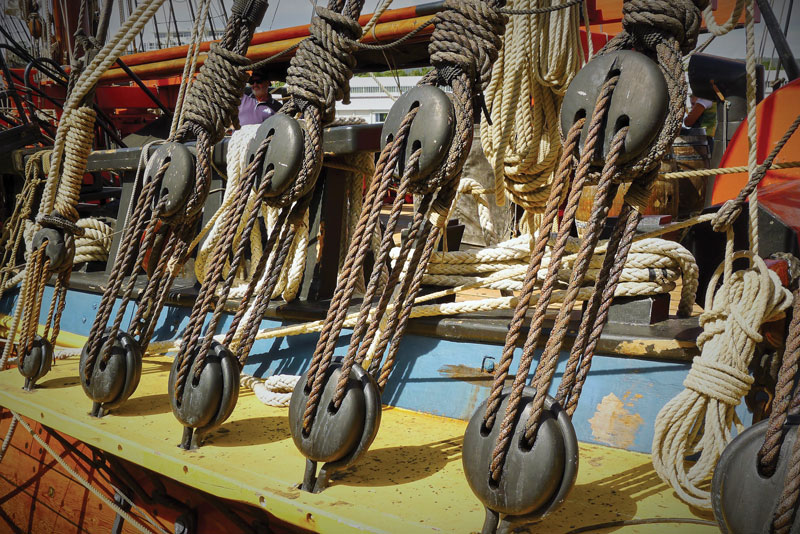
{"left": 0, "top": 355, "right": 716, "bottom": 533}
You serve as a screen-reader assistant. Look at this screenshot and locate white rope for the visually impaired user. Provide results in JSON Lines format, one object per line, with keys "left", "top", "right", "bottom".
{"left": 74, "top": 218, "right": 114, "bottom": 264}
{"left": 240, "top": 374, "right": 301, "bottom": 407}
{"left": 480, "top": 0, "right": 584, "bottom": 214}
{"left": 702, "top": 0, "right": 745, "bottom": 36}
{"left": 399, "top": 234, "right": 700, "bottom": 315}
{"left": 651, "top": 250, "right": 793, "bottom": 510}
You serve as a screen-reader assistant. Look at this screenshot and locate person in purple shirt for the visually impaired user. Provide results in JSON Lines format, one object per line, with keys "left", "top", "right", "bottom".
{"left": 238, "top": 69, "right": 282, "bottom": 126}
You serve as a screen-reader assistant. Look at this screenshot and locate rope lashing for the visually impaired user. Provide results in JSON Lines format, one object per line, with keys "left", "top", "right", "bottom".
{"left": 285, "top": 7, "right": 361, "bottom": 121}
{"left": 428, "top": 0, "right": 506, "bottom": 90}
{"left": 622, "top": 0, "right": 706, "bottom": 55}
{"left": 652, "top": 252, "right": 792, "bottom": 510}
{"left": 51, "top": 106, "right": 96, "bottom": 222}
{"left": 177, "top": 44, "right": 250, "bottom": 143}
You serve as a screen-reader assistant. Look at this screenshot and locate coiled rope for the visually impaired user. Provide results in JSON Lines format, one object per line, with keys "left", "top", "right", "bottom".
{"left": 652, "top": 249, "right": 792, "bottom": 510}
{"left": 480, "top": 0, "right": 584, "bottom": 220}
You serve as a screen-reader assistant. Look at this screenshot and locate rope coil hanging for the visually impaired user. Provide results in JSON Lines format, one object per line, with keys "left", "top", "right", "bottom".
{"left": 651, "top": 250, "right": 792, "bottom": 510}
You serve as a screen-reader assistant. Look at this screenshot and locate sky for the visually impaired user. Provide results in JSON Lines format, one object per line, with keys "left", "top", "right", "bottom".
{"left": 2, "top": 0, "right": 800, "bottom": 68}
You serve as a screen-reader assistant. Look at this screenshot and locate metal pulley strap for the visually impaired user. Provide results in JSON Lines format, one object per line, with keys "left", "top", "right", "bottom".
{"left": 81, "top": 3, "right": 267, "bottom": 417}
{"left": 293, "top": 0, "right": 507, "bottom": 494}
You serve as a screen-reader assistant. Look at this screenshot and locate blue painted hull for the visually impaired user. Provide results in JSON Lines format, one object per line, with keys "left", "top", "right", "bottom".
{"left": 0, "top": 284, "right": 751, "bottom": 453}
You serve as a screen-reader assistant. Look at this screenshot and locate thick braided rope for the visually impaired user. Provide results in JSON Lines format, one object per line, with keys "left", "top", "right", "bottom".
{"left": 44, "top": 0, "right": 167, "bottom": 210}
{"left": 651, "top": 251, "right": 793, "bottom": 510}
{"left": 480, "top": 0, "right": 583, "bottom": 211}
{"left": 49, "top": 106, "right": 96, "bottom": 222}
{"left": 178, "top": 43, "right": 250, "bottom": 144}
{"left": 429, "top": 0, "right": 506, "bottom": 90}
{"left": 241, "top": 374, "right": 301, "bottom": 407}
{"left": 74, "top": 218, "right": 113, "bottom": 264}
{"left": 285, "top": 6, "right": 361, "bottom": 120}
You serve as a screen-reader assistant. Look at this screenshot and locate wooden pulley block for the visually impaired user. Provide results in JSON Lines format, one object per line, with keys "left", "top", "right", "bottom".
{"left": 79, "top": 330, "right": 142, "bottom": 417}
{"left": 246, "top": 113, "right": 308, "bottom": 199}
{"left": 147, "top": 142, "right": 198, "bottom": 221}
{"left": 168, "top": 340, "right": 240, "bottom": 449}
{"left": 561, "top": 50, "right": 669, "bottom": 165}
{"left": 712, "top": 420, "right": 800, "bottom": 533}
{"left": 380, "top": 85, "right": 455, "bottom": 182}
{"left": 288, "top": 358, "right": 382, "bottom": 493}
{"left": 19, "top": 335, "right": 53, "bottom": 391}
{"left": 462, "top": 386, "right": 579, "bottom": 533}
{"left": 32, "top": 227, "right": 73, "bottom": 271}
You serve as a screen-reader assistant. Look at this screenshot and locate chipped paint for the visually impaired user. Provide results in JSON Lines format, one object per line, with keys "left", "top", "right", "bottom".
{"left": 614, "top": 338, "right": 696, "bottom": 358}
{"left": 589, "top": 393, "right": 644, "bottom": 449}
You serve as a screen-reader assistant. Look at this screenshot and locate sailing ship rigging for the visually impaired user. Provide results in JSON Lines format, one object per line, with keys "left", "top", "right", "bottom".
{"left": 0, "top": 0, "right": 799, "bottom": 532}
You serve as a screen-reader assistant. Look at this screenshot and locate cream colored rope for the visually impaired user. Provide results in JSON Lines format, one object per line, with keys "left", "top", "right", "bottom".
{"left": 652, "top": 249, "right": 793, "bottom": 510}
{"left": 480, "top": 0, "right": 584, "bottom": 215}
{"left": 702, "top": 0, "right": 745, "bottom": 36}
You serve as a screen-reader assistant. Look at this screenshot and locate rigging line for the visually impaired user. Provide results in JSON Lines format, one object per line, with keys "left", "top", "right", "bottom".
{"left": 167, "top": 0, "right": 182, "bottom": 46}
{"left": 269, "top": 0, "right": 283, "bottom": 31}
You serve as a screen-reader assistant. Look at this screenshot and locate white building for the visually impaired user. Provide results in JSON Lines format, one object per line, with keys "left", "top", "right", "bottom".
{"left": 336, "top": 76, "right": 424, "bottom": 124}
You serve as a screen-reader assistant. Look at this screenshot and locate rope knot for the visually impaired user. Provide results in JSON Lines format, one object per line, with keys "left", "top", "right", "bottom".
{"left": 429, "top": 0, "right": 506, "bottom": 90}
{"left": 683, "top": 356, "right": 754, "bottom": 405}
{"left": 622, "top": 0, "right": 707, "bottom": 55}
{"left": 285, "top": 7, "right": 361, "bottom": 121}
{"left": 181, "top": 43, "right": 250, "bottom": 144}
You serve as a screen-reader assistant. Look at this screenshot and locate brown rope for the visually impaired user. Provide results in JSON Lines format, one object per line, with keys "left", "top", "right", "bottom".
{"left": 84, "top": 7, "right": 263, "bottom": 385}
{"left": 524, "top": 127, "right": 628, "bottom": 440}
{"left": 758, "top": 287, "right": 800, "bottom": 476}
{"left": 484, "top": 75, "right": 619, "bottom": 481}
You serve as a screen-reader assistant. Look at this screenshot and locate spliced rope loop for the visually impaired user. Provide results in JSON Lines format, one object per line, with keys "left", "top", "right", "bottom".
{"left": 83, "top": 4, "right": 265, "bottom": 384}
{"left": 171, "top": 0, "right": 368, "bottom": 403}
{"left": 482, "top": 0, "right": 708, "bottom": 485}
{"left": 300, "top": 0, "right": 507, "bottom": 436}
